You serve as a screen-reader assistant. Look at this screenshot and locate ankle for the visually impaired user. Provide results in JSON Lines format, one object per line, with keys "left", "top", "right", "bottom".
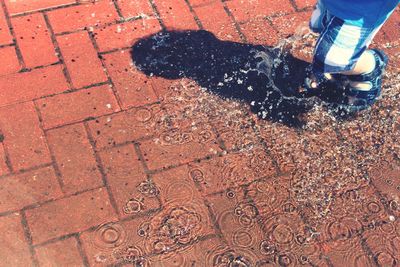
{"left": 343, "top": 50, "right": 376, "bottom": 75}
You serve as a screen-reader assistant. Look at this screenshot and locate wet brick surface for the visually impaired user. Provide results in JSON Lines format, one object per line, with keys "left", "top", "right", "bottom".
{"left": 0, "top": 0, "right": 399, "bottom": 266}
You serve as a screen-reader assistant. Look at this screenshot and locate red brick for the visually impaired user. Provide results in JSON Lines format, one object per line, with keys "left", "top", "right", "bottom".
{"left": 149, "top": 238, "right": 225, "bottom": 266}
{"left": 385, "top": 45, "right": 400, "bottom": 71}
{"left": 152, "top": 165, "right": 204, "bottom": 205}
{"left": 35, "top": 237, "right": 85, "bottom": 266}
{"left": 116, "top": 0, "right": 154, "bottom": 19}
{"left": 153, "top": 0, "right": 199, "bottom": 30}
{"left": 247, "top": 176, "right": 291, "bottom": 217}
{"left": 0, "top": 102, "right": 51, "bottom": 170}
{"left": 325, "top": 238, "right": 373, "bottom": 266}
{"left": 0, "top": 213, "right": 33, "bottom": 266}
{"left": 93, "top": 17, "right": 161, "bottom": 52}
{"left": 382, "top": 10, "right": 400, "bottom": 45}
{"left": 36, "top": 85, "right": 119, "bottom": 129}
{"left": 47, "top": 1, "right": 119, "bottom": 34}
{"left": 26, "top": 188, "right": 118, "bottom": 245}
{"left": 211, "top": 108, "right": 259, "bottom": 150}
{"left": 270, "top": 11, "right": 311, "bottom": 38}
{"left": 12, "top": 13, "right": 58, "bottom": 68}
{"left": 372, "top": 29, "right": 387, "bottom": 47}
{"left": 188, "top": 0, "right": 217, "bottom": 6}
{"left": 151, "top": 166, "right": 215, "bottom": 240}
{"left": 47, "top": 124, "right": 103, "bottom": 194}
{"left": 226, "top": 0, "right": 294, "bottom": 21}
{"left": 0, "top": 64, "right": 68, "bottom": 106}
{"left": 80, "top": 216, "right": 152, "bottom": 265}
{"left": 57, "top": 32, "right": 108, "bottom": 88}
{"left": 206, "top": 191, "right": 266, "bottom": 260}
{"left": 0, "top": 144, "right": 9, "bottom": 176}
{"left": 99, "top": 145, "right": 160, "bottom": 218}
{"left": 0, "top": 7, "right": 13, "bottom": 45}
{"left": 294, "top": 0, "right": 316, "bottom": 9}
{"left": 4, "top": 0, "right": 75, "bottom": 15}
{"left": 258, "top": 122, "right": 301, "bottom": 174}
{"left": 138, "top": 124, "right": 221, "bottom": 170}
{"left": 0, "top": 46, "right": 20, "bottom": 75}
{"left": 103, "top": 51, "right": 158, "bottom": 109}
{"left": 87, "top": 104, "right": 163, "bottom": 149}
{"left": 239, "top": 17, "right": 279, "bottom": 46}
{"left": 193, "top": 1, "right": 240, "bottom": 41}
{"left": 361, "top": 221, "right": 400, "bottom": 267}
{"left": 0, "top": 166, "right": 62, "bottom": 213}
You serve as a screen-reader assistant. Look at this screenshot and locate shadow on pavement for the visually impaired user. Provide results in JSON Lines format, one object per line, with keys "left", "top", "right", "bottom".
{"left": 131, "top": 30, "right": 314, "bottom": 127}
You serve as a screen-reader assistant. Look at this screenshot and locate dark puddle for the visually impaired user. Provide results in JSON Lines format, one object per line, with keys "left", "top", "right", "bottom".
{"left": 131, "top": 30, "right": 314, "bottom": 127}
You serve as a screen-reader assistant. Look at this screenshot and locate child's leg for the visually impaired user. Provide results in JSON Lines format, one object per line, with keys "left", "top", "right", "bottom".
{"left": 310, "top": 15, "right": 389, "bottom": 104}
{"left": 309, "top": 0, "right": 328, "bottom": 33}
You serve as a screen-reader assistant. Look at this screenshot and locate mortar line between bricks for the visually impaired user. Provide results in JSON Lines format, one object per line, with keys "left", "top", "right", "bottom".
{"left": 101, "top": 139, "right": 271, "bottom": 175}
{"left": 98, "top": 45, "right": 132, "bottom": 55}
{"left": 0, "top": 162, "right": 52, "bottom": 180}
{"left": 289, "top": 0, "right": 300, "bottom": 12}
{"left": 37, "top": 80, "right": 112, "bottom": 100}
{"left": 20, "top": 210, "right": 39, "bottom": 267}
{"left": 43, "top": 13, "right": 74, "bottom": 89}
{"left": 367, "top": 175, "right": 398, "bottom": 219}
{"left": 182, "top": 162, "right": 225, "bottom": 240}
{"left": 101, "top": 234, "right": 218, "bottom": 267}
{"left": 307, "top": 120, "right": 380, "bottom": 264}
{"left": 0, "top": 140, "right": 14, "bottom": 173}
{"left": 33, "top": 232, "right": 77, "bottom": 248}
{"left": 9, "top": 2, "right": 80, "bottom": 18}
{"left": 32, "top": 208, "right": 162, "bottom": 249}
{"left": 203, "top": 173, "right": 284, "bottom": 198}
{"left": 33, "top": 101, "right": 66, "bottom": 193}
{"left": 111, "top": 0, "right": 124, "bottom": 20}
{"left": 0, "top": 60, "right": 60, "bottom": 79}
{"left": 74, "top": 234, "right": 90, "bottom": 267}
{"left": 33, "top": 231, "right": 91, "bottom": 249}
{"left": 240, "top": 176, "right": 300, "bottom": 263}
{"left": 87, "top": 30, "right": 124, "bottom": 110}
{"left": 0, "top": 42, "right": 14, "bottom": 48}
{"left": 250, "top": 122, "right": 281, "bottom": 175}
{"left": 0, "top": 80, "right": 112, "bottom": 110}
{"left": 26, "top": 185, "right": 106, "bottom": 212}
{"left": 0, "top": 0, "right": 26, "bottom": 69}
{"left": 266, "top": 9, "right": 311, "bottom": 35}
{"left": 0, "top": 185, "right": 105, "bottom": 220}
{"left": 131, "top": 142, "right": 164, "bottom": 210}
{"left": 53, "top": 15, "right": 144, "bottom": 37}
{"left": 202, "top": 198, "right": 226, "bottom": 242}
{"left": 323, "top": 257, "right": 335, "bottom": 267}
{"left": 220, "top": 0, "right": 247, "bottom": 43}
{"left": 210, "top": 125, "right": 227, "bottom": 151}
{"left": 134, "top": 148, "right": 230, "bottom": 175}
{"left": 148, "top": 0, "right": 166, "bottom": 30}
{"left": 83, "top": 122, "right": 121, "bottom": 219}
{"left": 360, "top": 236, "right": 381, "bottom": 267}
{"left": 355, "top": 120, "right": 399, "bottom": 220}
{"left": 266, "top": 10, "right": 299, "bottom": 19}
{"left": 132, "top": 142, "right": 151, "bottom": 174}
{"left": 19, "top": 61, "right": 61, "bottom": 73}
{"left": 42, "top": 101, "right": 160, "bottom": 133}
{"left": 183, "top": 0, "right": 203, "bottom": 29}
{"left": 333, "top": 123, "right": 397, "bottom": 218}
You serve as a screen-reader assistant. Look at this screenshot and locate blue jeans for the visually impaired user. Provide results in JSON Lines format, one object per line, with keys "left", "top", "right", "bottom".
{"left": 310, "top": 0, "right": 386, "bottom": 75}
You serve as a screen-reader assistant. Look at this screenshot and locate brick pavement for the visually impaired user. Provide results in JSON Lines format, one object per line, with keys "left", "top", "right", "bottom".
{"left": 0, "top": 0, "right": 399, "bottom": 266}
